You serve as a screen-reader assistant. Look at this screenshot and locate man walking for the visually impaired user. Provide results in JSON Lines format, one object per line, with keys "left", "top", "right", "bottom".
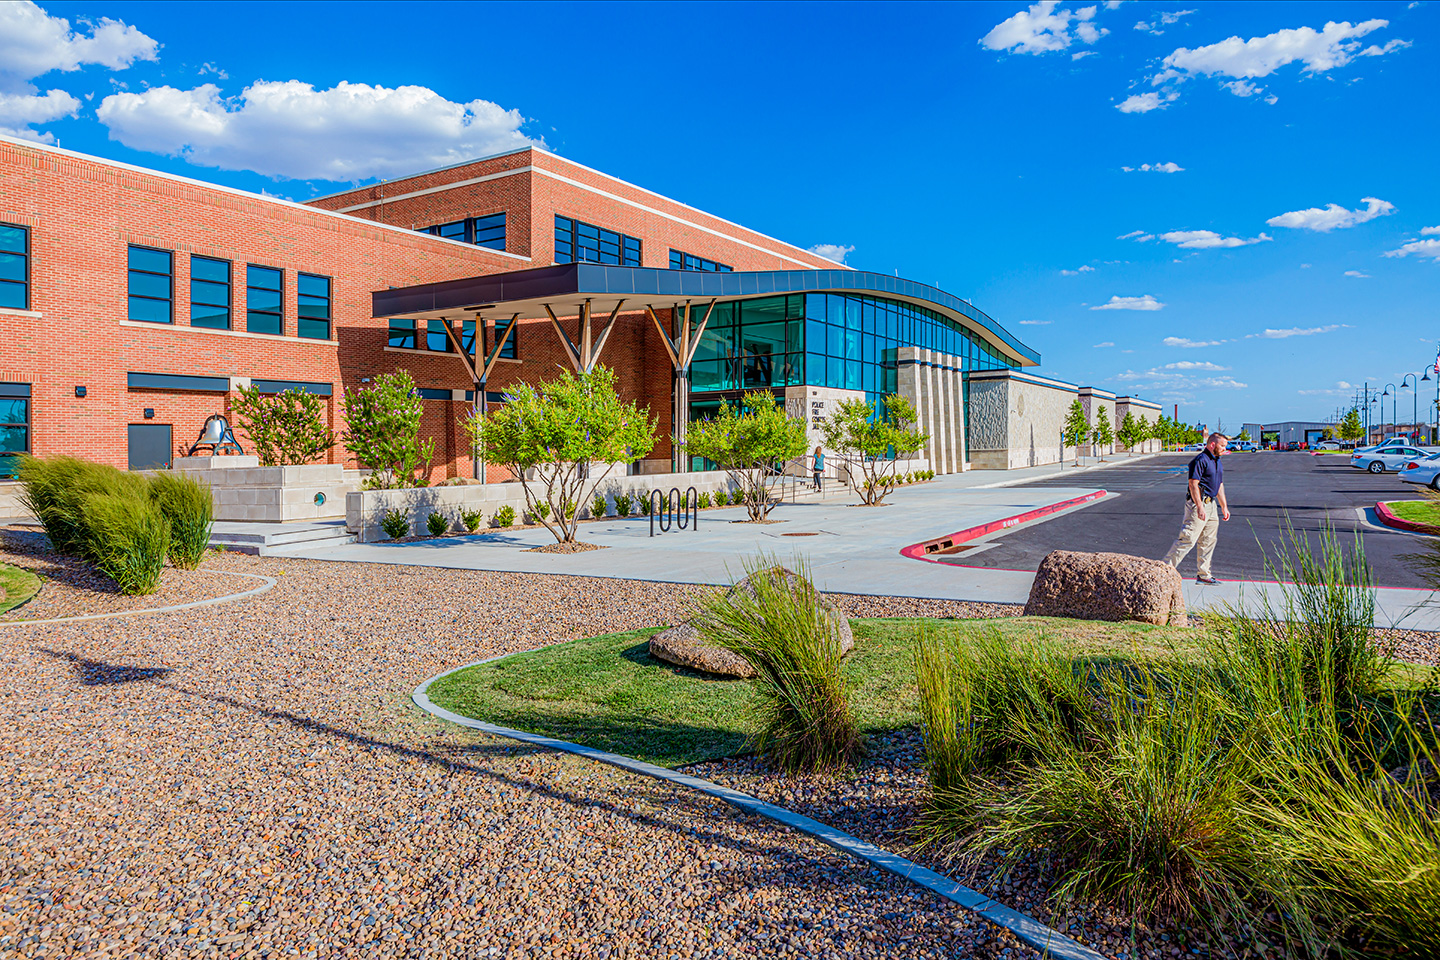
{"left": 1163, "top": 432, "right": 1230, "bottom": 584}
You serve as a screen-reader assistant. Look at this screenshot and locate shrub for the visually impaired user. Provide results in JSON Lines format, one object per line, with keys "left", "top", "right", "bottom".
{"left": 713, "top": 489, "right": 729, "bottom": 507}
{"left": 230, "top": 386, "right": 335, "bottom": 466}
{"left": 460, "top": 507, "right": 484, "bottom": 532}
{"left": 426, "top": 511, "right": 449, "bottom": 536}
{"left": 591, "top": 493, "right": 609, "bottom": 519}
{"left": 531, "top": 501, "right": 551, "bottom": 522}
{"left": 381, "top": 508, "right": 409, "bottom": 540}
{"left": 693, "top": 556, "right": 861, "bottom": 773}
{"left": 697, "top": 491, "right": 712, "bottom": 509}
{"left": 342, "top": 371, "right": 434, "bottom": 489}
{"left": 495, "top": 504, "right": 516, "bottom": 527}
{"left": 563, "top": 498, "right": 578, "bottom": 521}
{"left": 636, "top": 495, "right": 651, "bottom": 517}
{"left": 614, "top": 496, "right": 631, "bottom": 517}
{"left": 82, "top": 494, "right": 170, "bottom": 595}
{"left": 19, "top": 456, "right": 149, "bottom": 558}
{"left": 149, "top": 472, "right": 214, "bottom": 569}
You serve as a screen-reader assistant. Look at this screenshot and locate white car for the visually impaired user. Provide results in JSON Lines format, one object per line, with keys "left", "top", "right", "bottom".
{"left": 1400, "top": 454, "right": 1440, "bottom": 491}
{"left": 1314, "top": 440, "right": 1343, "bottom": 450}
{"left": 1351, "top": 445, "right": 1428, "bottom": 474}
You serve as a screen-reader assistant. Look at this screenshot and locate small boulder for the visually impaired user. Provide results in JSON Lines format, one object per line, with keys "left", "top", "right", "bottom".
{"left": 649, "top": 567, "right": 856, "bottom": 678}
{"left": 1024, "top": 550, "right": 1187, "bottom": 626}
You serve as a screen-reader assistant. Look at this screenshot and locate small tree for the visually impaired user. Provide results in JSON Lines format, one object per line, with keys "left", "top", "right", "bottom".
{"left": 1092, "top": 406, "right": 1114, "bottom": 461}
{"left": 342, "top": 371, "right": 434, "bottom": 489}
{"left": 466, "top": 366, "right": 656, "bottom": 543}
{"left": 1117, "top": 412, "right": 1138, "bottom": 456}
{"left": 1236, "top": 428, "right": 1252, "bottom": 441}
{"left": 821, "top": 394, "right": 928, "bottom": 505}
{"left": 230, "top": 386, "right": 335, "bottom": 466}
{"left": 1064, "top": 399, "right": 1090, "bottom": 465}
{"left": 685, "top": 391, "right": 808, "bottom": 522}
{"left": 1338, "top": 408, "right": 1364, "bottom": 444}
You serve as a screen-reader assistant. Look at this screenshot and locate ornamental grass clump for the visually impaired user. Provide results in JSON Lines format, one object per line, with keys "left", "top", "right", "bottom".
{"left": 148, "top": 472, "right": 213, "bottom": 569}
{"left": 82, "top": 494, "right": 170, "bottom": 595}
{"left": 19, "top": 455, "right": 149, "bottom": 558}
{"left": 693, "top": 556, "right": 860, "bottom": 773}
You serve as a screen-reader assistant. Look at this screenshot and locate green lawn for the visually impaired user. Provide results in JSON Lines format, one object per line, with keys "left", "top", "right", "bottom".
{"left": 1383, "top": 499, "right": 1440, "bottom": 528}
{"left": 427, "top": 616, "right": 1202, "bottom": 766}
{"left": 0, "top": 563, "right": 41, "bottom": 615}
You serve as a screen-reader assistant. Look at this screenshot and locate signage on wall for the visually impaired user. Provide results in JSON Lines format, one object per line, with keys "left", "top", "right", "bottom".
{"left": 810, "top": 400, "right": 826, "bottom": 428}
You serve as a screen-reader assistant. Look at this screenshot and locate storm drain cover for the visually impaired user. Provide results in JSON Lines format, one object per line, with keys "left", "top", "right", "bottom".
{"left": 781, "top": 532, "right": 819, "bottom": 536}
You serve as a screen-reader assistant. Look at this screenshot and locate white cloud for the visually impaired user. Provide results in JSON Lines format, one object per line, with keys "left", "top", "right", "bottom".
{"left": 1122, "top": 161, "right": 1185, "bottom": 173}
{"left": 1299, "top": 380, "right": 1358, "bottom": 396}
{"left": 1018, "top": 319, "right": 1053, "bottom": 325}
{"left": 1117, "top": 230, "right": 1155, "bottom": 242}
{"left": 1134, "top": 9, "right": 1196, "bottom": 35}
{"left": 1343, "top": 270, "right": 1371, "bottom": 278}
{"left": 1094, "top": 341, "right": 1115, "bottom": 347}
{"left": 0, "top": 1, "right": 158, "bottom": 91}
{"left": 1092, "top": 294, "right": 1164, "bottom": 311}
{"left": 1384, "top": 238, "right": 1440, "bottom": 261}
{"left": 1072, "top": 50, "right": 1097, "bottom": 60}
{"left": 97, "top": 80, "right": 542, "bottom": 182}
{"left": 0, "top": 1, "right": 157, "bottom": 142}
{"left": 1223, "top": 80, "right": 1261, "bottom": 97}
{"left": 1117, "top": 91, "right": 1177, "bottom": 113}
{"left": 1265, "top": 196, "right": 1395, "bottom": 232}
{"left": 807, "top": 243, "right": 855, "bottom": 265}
{"left": 1161, "top": 20, "right": 1402, "bottom": 81}
{"left": 0, "top": 88, "right": 78, "bottom": 142}
{"left": 1115, "top": 366, "right": 1248, "bottom": 389}
{"left": 1060, "top": 265, "right": 1095, "bottom": 275}
{"left": 1158, "top": 229, "right": 1272, "bottom": 249}
{"left": 980, "top": 1, "right": 1111, "bottom": 55}
{"left": 1255, "top": 324, "right": 1347, "bottom": 338}
{"left": 1162, "top": 361, "right": 1229, "bottom": 371}
{"left": 1421, "top": 226, "right": 1440, "bottom": 236}
{"left": 1164, "top": 337, "right": 1224, "bottom": 347}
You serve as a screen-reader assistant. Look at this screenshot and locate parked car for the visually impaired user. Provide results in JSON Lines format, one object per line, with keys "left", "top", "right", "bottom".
{"left": 1351, "top": 445, "right": 1429, "bottom": 474}
{"left": 1181, "top": 442, "right": 1204, "bottom": 452}
{"left": 1400, "top": 453, "right": 1440, "bottom": 491}
{"left": 1314, "top": 439, "right": 1344, "bottom": 450}
{"left": 1230, "top": 440, "right": 1257, "bottom": 452}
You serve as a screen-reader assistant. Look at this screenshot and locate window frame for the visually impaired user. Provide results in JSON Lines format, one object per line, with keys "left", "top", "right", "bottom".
{"left": 296, "top": 272, "right": 332, "bottom": 341}
{"left": 0, "top": 223, "right": 29, "bottom": 312}
{"left": 245, "top": 263, "right": 284, "bottom": 336}
{"left": 493, "top": 315, "right": 517, "bottom": 359}
{"left": 554, "top": 214, "right": 641, "bottom": 266}
{"left": 669, "top": 248, "right": 733, "bottom": 273}
{"left": 127, "top": 244, "right": 174, "bottom": 325}
{"left": 189, "top": 255, "right": 232, "bottom": 330}
{"left": 387, "top": 317, "right": 418, "bottom": 350}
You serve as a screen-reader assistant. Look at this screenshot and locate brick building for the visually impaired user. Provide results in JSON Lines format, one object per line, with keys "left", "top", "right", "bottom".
{"left": 1, "top": 134, "right": 1117, "bottom": 483}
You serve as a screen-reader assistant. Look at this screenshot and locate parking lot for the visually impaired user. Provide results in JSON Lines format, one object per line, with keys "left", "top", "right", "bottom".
{"left": 958, "top": 452, "right": 1434, "bottom": 588}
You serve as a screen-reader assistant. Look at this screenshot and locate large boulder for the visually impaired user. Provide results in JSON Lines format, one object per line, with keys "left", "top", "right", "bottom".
{"left": 1024, "top": 550, "right": 1187, "bottom": 626}
{"left": 649, "top": 568, "right": 856, "bottom": 678}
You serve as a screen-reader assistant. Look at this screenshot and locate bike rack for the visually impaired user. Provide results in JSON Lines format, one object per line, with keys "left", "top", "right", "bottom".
{"left": 650, "top": 486, "right": 699, "bottom": 537}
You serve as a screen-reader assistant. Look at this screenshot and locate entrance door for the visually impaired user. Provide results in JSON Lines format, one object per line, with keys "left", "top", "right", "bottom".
{"left": 128, "top": 423, "right": 172, "bottom": 470}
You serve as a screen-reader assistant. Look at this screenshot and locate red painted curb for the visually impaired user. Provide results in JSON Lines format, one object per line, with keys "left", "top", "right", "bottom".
{"left": 900, "top": 490, "right": 1108, "bottom": 563}
{"left": 1375, "top": 501, "right": 1440, "bottom": 536}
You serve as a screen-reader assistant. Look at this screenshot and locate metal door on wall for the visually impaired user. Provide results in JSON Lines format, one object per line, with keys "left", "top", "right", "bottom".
{"left": 127, "top": 423, "right": 172, "bottom": 471}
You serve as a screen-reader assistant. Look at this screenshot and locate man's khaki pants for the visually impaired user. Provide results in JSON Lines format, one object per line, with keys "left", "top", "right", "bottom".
{"left": 1163, "top": 496, "right": 1219, "bottom": 579}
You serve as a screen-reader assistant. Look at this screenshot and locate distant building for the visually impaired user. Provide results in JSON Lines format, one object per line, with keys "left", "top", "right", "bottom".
{"left": 1242, "top": 421, "right": 1333, "bottom": 447}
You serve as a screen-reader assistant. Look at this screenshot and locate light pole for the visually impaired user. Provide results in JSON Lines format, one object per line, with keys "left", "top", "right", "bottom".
{"left": 1369, "top": 397, "right": 1379, "bottom": 444}
{"left": 1402, "top": 373, "right": 1421, "bottom": 441}
{"left": 1382, "top": 383, "right": 1399, "bottom": 440}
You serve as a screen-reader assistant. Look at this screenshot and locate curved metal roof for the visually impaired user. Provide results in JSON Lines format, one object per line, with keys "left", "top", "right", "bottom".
{"left": 373, "top": 263, "right": 1039, "bottom": 367}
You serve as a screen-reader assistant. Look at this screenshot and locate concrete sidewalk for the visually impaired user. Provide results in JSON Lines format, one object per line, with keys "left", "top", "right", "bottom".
{"left": 280, "top": 460, "right": 1440, "bottom": 630}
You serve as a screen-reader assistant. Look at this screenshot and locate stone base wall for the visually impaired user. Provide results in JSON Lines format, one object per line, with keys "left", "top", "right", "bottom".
{"left": 897, "top": 347, "right": 966, "bottom": 474}
{"left": 0, "top": 482, "right": 28, "bottom": 519}
{"left": 172, "top": 456, "right": 357, "bottom": 522}
{"left": 967, "top": 372, "right": 1077, "bottom": 469}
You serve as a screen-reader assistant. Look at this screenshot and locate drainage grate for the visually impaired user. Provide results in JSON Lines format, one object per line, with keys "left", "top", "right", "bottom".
{"left": 781, "top": 532, "right": 819, "bottom": 536}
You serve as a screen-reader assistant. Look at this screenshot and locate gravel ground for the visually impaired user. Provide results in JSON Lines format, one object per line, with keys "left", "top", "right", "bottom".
{"left": 0, "top": 550, "right": 1053, "bottom": 960}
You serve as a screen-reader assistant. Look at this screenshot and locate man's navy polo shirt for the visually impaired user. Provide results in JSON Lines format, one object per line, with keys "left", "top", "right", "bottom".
{"left": 1187, "top": 449, "right": 1223, "bottom": 501}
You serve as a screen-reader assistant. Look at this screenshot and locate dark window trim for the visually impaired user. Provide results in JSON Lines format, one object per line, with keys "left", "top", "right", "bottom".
{"left": 0, "top": 382, "right": 31, "bottom": 398}
{"left": 416, "top": 388, "right": 453, "bottom": 400}
{"left": 128, "top": 243, "right": 174, "bottom": 324}
{"left": 0, "top": 222, "right": 30, "bottom": 312}
{"left": 554, "top": 214, "right": 641, "bottom": 267}
{"left": 493, "top": 315, "right": 517, "bottom": 360}
{"left": 297, "top": 271, "right": 332, "bottom": 341}
{"left": 189, "top": 254, "right": 232, "bottom": 330}
{"left": 127, "top": 371, "right": 229, "bottom": 393}
{"left": 245, "top": 263, "right": 284, "bottom": 336}
{"left": 252, "top": 379, "right": 332, "bottom": 397}
{"left": 419, "top": 212, "right": 508, "bottom": 252}
{"left": 387, "top": 317, "right": 418, "bottom": 350}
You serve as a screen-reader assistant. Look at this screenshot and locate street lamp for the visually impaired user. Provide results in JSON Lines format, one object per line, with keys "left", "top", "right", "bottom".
{"left": 1370, "top": 397, "right": 1380, "bottom": 444}
{"left": 1382, "top": 383, "right": 1398, "bottom": 440}
{"left": 1402, "top": 373, "right": 1421, "bottom": 441}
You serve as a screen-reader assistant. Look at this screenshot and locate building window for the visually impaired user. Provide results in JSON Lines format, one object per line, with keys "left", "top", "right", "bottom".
{"left": 297, "top": 273, "right": 331, "bottom": 340}
{"left": 388, "top": 318, "right": 417, "bottom": 349}
{"left": 128, "top": 245, "right": 173, "bottom": 324}
{"left": 669, "top": 249, "right": 733, "bottom": 273}
{"left": 426, "top": 319, "right": 453, "bottom": 352}
{"left": 190, "top": 256, "right": 231, "bottom": 329}
{"left": 493, "top": 315, "right": 516, "bottom": 359}
{"left": 0, "top": 383, "right": 29, "bottom": 479}
{"left": 420, "top": 212, "right": 507, "bottom": 252}
{"left": 246, "top": 264, "right": 283, "bottom": 335}
{"left": 554, "top": 215, "right": 641, "bottom": 266}
{"left": 0, "top": 224, "right": 28, "bottom": 311}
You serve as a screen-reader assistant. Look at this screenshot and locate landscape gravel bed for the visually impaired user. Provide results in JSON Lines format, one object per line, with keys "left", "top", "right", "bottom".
{"left": 0, "top": 551, "right": 1051, "bottom": 960}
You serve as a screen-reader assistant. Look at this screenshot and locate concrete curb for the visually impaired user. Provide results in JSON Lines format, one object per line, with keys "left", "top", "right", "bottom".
{"left": 412, "top": 658, "right": 1106, "bottom": 960}
{"left": 900, "top": 490, "right": 1110, "bottom": 563}
{"left": 1374, "top": 501, "right": 1440, "bottom": 536}
{"left": 0, "top": 570, "right": 276, "bottom": 627}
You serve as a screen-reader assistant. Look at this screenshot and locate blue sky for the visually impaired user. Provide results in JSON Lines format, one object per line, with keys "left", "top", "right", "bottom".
{"left": 4, "top": 0, "right": 1437, "bottom": 431}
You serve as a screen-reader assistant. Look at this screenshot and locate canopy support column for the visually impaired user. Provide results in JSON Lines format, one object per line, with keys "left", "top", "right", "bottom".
{"left": 644, "top": 298, "right": 716, "bottom": 473}
{"left": 441, "top": 312, "right": 517, "bottom": 481}
{"left": 543, "top": 299, "right": 626, "bottom": 373}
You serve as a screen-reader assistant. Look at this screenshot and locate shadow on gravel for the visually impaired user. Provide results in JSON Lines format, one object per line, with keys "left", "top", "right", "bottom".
{"left": 40, "top": 648, "right": 174, "bottom": 685}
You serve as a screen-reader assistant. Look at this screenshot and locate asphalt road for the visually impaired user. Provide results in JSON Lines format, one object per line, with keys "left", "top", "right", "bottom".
{"left": 958, "top": 452, "right": 1434, "bottom": 588}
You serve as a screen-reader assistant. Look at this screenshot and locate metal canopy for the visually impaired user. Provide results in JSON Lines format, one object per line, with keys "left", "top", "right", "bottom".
{"left": 371, "top": 263, "right": 1040, "bottom": 367}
